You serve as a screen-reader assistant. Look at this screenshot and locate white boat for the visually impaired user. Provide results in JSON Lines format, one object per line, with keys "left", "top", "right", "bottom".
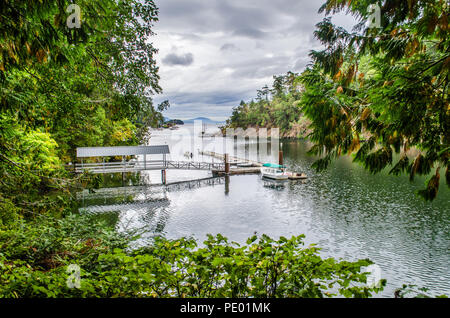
{"left": 261, "top": 166, "right": 288, "bottom": 180}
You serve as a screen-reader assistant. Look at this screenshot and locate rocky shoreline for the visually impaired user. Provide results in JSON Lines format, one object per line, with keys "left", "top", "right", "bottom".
{"left": 218, "top": 118, "right": 312, "bottom": 139}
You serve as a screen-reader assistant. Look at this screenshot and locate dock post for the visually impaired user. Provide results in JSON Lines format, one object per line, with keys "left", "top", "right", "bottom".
{"left": 161, "top": 169, "right": 166, "bottom": 185}
{"left": 224, "top": 153, "right": 230, "bottom": 175}
{"left": 278, "top": 150, "right": 283, "bottom": 166}
{"left": 225, "top": 175, "right": 230, "bottom": 195}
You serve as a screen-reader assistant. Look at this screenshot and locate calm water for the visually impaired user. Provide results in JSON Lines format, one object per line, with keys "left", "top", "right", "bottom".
{"left": 78, "top": 124, "right": 450, "bottom": 297}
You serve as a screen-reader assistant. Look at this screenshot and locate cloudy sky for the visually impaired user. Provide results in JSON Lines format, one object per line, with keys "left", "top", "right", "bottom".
{"left": 151, "top": 0, "right": 356, "bottom": 121}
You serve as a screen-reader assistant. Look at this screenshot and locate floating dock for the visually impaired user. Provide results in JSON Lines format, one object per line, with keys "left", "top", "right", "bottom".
{"left": 199, "top": 151, "right": 262, "bottom": 166}
{"left": 211, "top": 167, "right": 261, "bottom": 176}
{"left": 201, "top": 150, "right": 307, "bottom": 179}
{"left": 200, "top": 150, "right": 262, "bottom": 176}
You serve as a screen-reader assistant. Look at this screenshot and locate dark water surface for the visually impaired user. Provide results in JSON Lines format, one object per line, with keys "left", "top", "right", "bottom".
{"left": 78, "top": 125, "right": 450, "bottom": 297}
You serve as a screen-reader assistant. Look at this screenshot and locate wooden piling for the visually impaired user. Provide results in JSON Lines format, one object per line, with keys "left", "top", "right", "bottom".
{"left": 224, "top": 153, "right": 230, "bottom": 174}
{"left": 224, "top": 175, "right": 230, "bottom": 195}
{"left": 279, "top": 150, "right": 283, "bottom": 166}
{"left": 161, "top": 169, "right": 167, "bottom": 185}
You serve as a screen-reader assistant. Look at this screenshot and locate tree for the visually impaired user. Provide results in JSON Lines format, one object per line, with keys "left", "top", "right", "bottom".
{"left": 226, "top": 72, "right": 306, "bottom": 137}
{"left": 271, "top": 75, "right": 285, "bottom": 97}
{"left": 257, "top": 85, "right": 271, "bottom": 102}
{"left": 301, "top": 0, "right": 449, "bottom": 200}
{"left": 0, "top": 0, "right": 163, "bottom": 217}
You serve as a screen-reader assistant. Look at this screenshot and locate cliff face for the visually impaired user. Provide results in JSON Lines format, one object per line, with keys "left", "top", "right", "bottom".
{"left": 220, "top": 118, "right": 312, "bottom": 139}
{"left": 281, "top": 119, "right": 312, "bottom": 139}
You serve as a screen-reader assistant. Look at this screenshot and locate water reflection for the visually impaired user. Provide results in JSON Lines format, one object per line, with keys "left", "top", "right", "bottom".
{"left": 262, "top": 178, "right": 288, "bottom": 190}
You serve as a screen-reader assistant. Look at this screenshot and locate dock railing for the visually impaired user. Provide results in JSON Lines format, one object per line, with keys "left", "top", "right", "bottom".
{"left": 74, "top": 160, "right": 225, "bottom": 174}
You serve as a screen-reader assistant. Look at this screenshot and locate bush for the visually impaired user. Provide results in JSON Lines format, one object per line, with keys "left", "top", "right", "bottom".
{"left": 394, "top": 284, "right": 448, "bottom": 298}
{"left": 0, "top": 196, "right": 21, "bottom": 228}
{"left": 0, "top": 217, "right": 386, "bottom": 298}
{"left": 0, "top": 214, "right": 129, "bottom": 271}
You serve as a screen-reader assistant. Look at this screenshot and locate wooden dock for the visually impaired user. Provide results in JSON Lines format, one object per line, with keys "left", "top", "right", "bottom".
{"left": 199, "top": 151, "right": 262, "bottom": 166}
{"left": 73, "top": 160, "right": 226, "bottom": 174}
{"left": 72, "top": 146, "right": 306, "bottom": 180}
{"left": 202, "top": 150, "right": 307, "bottom": 179}
{"left": 212, "top": 167, "right": 261, "bottom": 176}
{"left": 200, "top": 150, "right": 262, "bottom": 176}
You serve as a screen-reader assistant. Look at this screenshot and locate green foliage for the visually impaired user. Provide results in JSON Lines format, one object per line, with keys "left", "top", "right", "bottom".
{"left": 394, "top": 284, "right": 448, "bottom": 298}
{"left": 0, "top": 220, "right": 386, "bottom": 298}
{"left": 0, "top": 114, "right": 61, "bottom": 170}
{"left": 0, "top": 114, "right": 72, "bottom": 216}
{"left": 0, "top": 0, "right": 166, "bottom": 219}
{"left": 0, "top": 214, "right": 129, "bottom": 271}
{"left": 0, "top": 196, "right": 21, "bottom": 228}
{"left": 300, "top": 0, "right": 449, "bottom": 201}
{"left": 0, "top": 0, "right": 162, "bottom": 160}
{"left": 0, "top": 213, "right": 130, "bottom": 297}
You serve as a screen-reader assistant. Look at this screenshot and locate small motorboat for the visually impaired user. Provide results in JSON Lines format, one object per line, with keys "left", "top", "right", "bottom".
{"left": 287, "top": 172, "right": 308, "bottom": 180}
{"left": 261, "top": 163, "right": 288, "bottom": 180}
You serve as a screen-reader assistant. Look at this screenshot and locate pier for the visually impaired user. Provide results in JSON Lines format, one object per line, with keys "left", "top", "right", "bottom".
{"left": 73, "top": 146, "right": 228, "bottom": 184}
{"left": 73, "top": 146, "right": 262, "bottom": 178}
{"left": 72, "top": 146, "right": 304, "bottom": 183}
{"left": 199, "top": 150, "right": 263, "bottom": 167}
{"left": 199, "top": 150, "right": 264, "bottom": 176}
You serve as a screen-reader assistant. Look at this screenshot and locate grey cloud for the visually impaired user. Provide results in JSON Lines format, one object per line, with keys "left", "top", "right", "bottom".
{"left": 162, "top": 53, "right": 194, "bottom": 66}
{"left": 232, "top": 27, "right": 267, "bottom": 39}
{"left": 161, "top": 89, "right": 252, "bottom": 107}
{"left": 160, "top": 103, "right": 236, "bottom": 121}
{"left": 293, "top": 57, "right": 309, "bottom": 71}
{"left": 231, "top": 56, "right": 293, "bottom": 79}
{"left": 153, "top": 0, "right": 358, "bottom": 119}
{"left": 220, "top": 43, "right": 240, "bottom": 52}
{"left": 215, "top": 2, "right": 274, "bottom": 30}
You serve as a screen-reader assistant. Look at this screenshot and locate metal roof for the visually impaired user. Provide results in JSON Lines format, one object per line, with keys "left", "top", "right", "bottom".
{"left": 262, "top": 163, "right": 285, "bottom": 168}
{"left": 76, "top": 145, "right": 170, "bottom": 158}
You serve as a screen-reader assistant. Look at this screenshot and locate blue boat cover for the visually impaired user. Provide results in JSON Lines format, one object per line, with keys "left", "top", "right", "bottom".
{"left": 262, "top": 163, "right": 285, "bottom": 168}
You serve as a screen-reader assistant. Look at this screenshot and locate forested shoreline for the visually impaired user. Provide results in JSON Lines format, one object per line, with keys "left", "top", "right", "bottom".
{"left": 225, "top": 71, "right": 313, "bottom": 139}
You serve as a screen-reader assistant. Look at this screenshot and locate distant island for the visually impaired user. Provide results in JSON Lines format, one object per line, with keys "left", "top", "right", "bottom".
{"left": 164, "top": 119, "right": 184, "bottom": 125}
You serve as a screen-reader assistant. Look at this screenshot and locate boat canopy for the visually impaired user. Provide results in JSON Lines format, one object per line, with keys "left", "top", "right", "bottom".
{"left": 262, "top": 163, "right": 285, "bottom": 168}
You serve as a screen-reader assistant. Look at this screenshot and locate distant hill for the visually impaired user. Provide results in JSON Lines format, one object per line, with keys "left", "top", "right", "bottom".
{"left": 184, "top": 117, "right": 225, "bottom": 124}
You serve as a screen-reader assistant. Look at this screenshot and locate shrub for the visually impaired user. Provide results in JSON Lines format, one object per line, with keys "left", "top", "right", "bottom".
{"left": 0, "top": 218, "right": 386, "bottom": 298}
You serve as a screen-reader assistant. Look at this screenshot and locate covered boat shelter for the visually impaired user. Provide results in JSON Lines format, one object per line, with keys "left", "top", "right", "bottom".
{"left": 75, "top": 145, "right": 170, "bottom": 174}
